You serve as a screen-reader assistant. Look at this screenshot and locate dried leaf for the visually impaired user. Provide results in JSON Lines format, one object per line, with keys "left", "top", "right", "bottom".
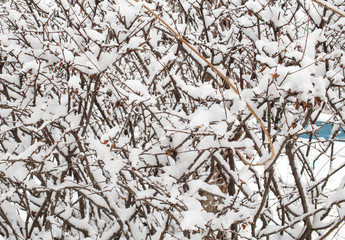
{"left": 239, "top": 179, "right": 246, "bottom": 184}
{"left": 295, "top": 99, "right": 300, "bottom": 110}
{"left": 302, "top": 101, "right": 307, "bottom": 111}
{"left": 166, "top": 149, "right": 174, "bottom": 156}
{"left": 315, "top": 97, "right": 322, "bottom": 106}
{"left": 259, "top": 66, "right": 266, "bottom": 73}
{"left": 307, "top": 102, "right": 313, "bottom": 109}
{"left": 115, "top": 101, "right": 121, "bottom": 108}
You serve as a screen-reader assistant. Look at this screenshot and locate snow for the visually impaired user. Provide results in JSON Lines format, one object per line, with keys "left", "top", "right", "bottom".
{"left": 123, "top": 37, "right": 145, "bottom": 51}
{"left": 84, "top": 29, "right": 106, "bottom": 43}
{"left": 0, "top": 0, "right": 345, "bottom": 239}
{"left": 180, "top": 209, "right": 211, "bottom": 231}
{"left": 129, "top": 148, "right": 142, "bottom": 167}
{"left": 190, "top": 105, "right": 227, "bottom": 128}
{"left": 117, "top": 2, "right": 140, "bottom": 25}
{"left": 68, "top": 75, "right": 81, "bottom": 89}
{"left": 237, "top": 16, "right": 254, "bottom": 28}
{"left": 326, "top": 189, "right": 345, "bottom": 208}
{"left": 245, "top": 0, "right": 262, "bottom": 12}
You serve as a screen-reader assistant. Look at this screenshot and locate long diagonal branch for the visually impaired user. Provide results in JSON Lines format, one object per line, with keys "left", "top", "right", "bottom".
{"left": 132, "top": 0, "right": 275, "bottom": 166}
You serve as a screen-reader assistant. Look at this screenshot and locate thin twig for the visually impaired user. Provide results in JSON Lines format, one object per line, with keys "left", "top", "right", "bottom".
{"left": 311, "top": 0, "right": 345, "bottom": 18}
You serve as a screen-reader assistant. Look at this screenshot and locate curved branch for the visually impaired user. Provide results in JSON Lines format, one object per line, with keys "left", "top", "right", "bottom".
{"left": 132, "top": 0, "right": 275, "bottom": 166}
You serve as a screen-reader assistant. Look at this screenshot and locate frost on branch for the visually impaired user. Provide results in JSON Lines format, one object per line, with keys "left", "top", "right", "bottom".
{"left": 0, "top": 0, "right": 345, "bottom": 239}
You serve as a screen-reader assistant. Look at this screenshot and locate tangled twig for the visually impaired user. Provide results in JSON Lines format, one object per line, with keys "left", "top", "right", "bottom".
{"left": 132, "top": 0, "right": 275, "bottom": 166}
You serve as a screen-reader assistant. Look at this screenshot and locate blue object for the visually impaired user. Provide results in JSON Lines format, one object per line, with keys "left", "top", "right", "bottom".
{"left": 300, "top": 121, "right": 345, "bottom": 140}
